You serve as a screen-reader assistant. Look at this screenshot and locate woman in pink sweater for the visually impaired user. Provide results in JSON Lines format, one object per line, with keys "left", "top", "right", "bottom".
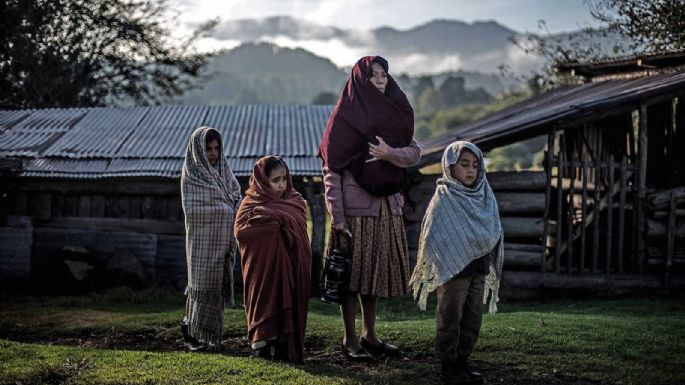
{"left": 318, "top": 55, "right": 421, "bottom": 360}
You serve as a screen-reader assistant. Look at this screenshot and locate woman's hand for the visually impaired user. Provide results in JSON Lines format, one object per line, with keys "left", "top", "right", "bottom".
{"left": 332, "top": 222, "right": 352, "bottom": 238}
{"left": 367, "top": 136, "right": 390, "bottom": 163}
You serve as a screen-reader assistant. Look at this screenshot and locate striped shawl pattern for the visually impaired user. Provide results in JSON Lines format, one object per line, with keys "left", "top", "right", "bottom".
{"left": 410, "top": 141, "right": 504, "bottom": 313}
{"left": 181, "top": 126, "right": 242, "bottom": 347}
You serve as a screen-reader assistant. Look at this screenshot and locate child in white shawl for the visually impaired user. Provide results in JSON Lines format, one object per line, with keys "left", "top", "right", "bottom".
{"left": 410, "top": 141, "right": 503, "bottom": 385}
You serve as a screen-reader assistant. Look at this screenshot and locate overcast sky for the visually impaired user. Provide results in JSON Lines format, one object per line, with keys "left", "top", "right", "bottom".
{"left": 174, "top": 0, "right": 600, "bottom": 34}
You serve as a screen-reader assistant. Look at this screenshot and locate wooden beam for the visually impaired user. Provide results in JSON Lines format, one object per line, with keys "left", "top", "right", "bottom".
{"left": 646, "top": 218, "right": 685, "bottom": 238}
{"left": 666, "top": 193, "right": 677, "bottom": 287}
{"left": 501, "top": 217, "right": 544, "bottom": 239}
{"left": 637, "top": 104, "right": 648, "bottom": 273}
{"left": 503, "top": 271, "right": 685, "bottom": 290}
{"left": 541, "top": 131, "right": 554, "bottom": 273}
{"left": 33, "top": 217, "right": 184, "bottom": 235}
{"left": 494, "top": 192, "right": 545, "bottom": 214}
{"left": 617, "top": 157, "right": 627, "bottom": 274}
{"left": 580, "top": 162, "right": 588, "bottom": 273}
{"left": 3, "top": 178, "right": 181, "bottom": 195}
{"left": 605, "top": 155, "right": 614, "bottom": 274}
{"left": 504, "top": 249, "right": 542, "bottom": 267}
{"left": 648, "top": 187, "right": 685, "bottom": 210}
{"left": 592, "top": 162, "right": 601, "bottom": 274}
{"left": 488, "top": 171, "right": 547, "bottom": 191}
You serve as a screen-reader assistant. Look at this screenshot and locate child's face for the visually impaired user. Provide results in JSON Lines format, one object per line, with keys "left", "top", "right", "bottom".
{"left": 267, "top": 166, "right": 287, "bottom": 198}
{"left": 449, "top": 149, "right": 479, "bottom": 187}
{"left": 205, "top": 139, "right": 220, "bottom": 166}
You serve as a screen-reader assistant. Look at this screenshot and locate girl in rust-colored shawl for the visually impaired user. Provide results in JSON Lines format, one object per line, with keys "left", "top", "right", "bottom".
{"left": 234, "top": 156, "right": 312, "bottom": 363}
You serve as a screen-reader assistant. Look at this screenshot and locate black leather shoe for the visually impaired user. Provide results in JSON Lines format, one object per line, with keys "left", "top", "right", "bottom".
{"left": 359, "top": 337, "right": 401, "bottom": 357}
{"left": 340, "top": 344, "right": 373, "bottom": 361}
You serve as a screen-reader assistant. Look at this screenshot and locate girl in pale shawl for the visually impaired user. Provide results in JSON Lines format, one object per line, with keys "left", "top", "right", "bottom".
{"left": 180, "top": 127, "right": 242, "bottom": 352}
{"left": 410, "top": 141, "right": 503, "bottom": 385}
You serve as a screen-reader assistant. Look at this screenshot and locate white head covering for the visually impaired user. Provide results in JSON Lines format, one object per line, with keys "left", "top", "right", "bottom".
{"left": 410, "top": 141, "right": 504, "bottom": 313}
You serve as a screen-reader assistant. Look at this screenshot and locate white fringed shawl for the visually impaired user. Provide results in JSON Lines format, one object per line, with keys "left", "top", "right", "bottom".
{"left": 409, "top": 141, "right": 504, "bottom": 314}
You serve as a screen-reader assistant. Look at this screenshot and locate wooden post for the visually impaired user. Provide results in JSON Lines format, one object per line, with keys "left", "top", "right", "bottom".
{"left": 592, "top": 162, "right": 601, "bottom": 274}
{"left": 567, "top": 153, "right": 576, "bottom": 273}
{"left": 605, "top": 155, "right": 614, "bottom": 274}
{"left": 666, "top": 193, "right": 676, "bottom": 288}
{"left": 667, "top": 100, "right": 677, "bottom": 186}
{"left": 580, "top": 162, "right": 588, "bottom": 273}
{"left": 541, "top": 131, "right": 555, "bottom": 273}
{"left": 555, "top": 152, "right": 564, "bottom": 273}
{"left": 637, "top": 104, "right": 648, "bottom": 274}
{"left": 617, "top": 157, "right": 627, "bottom": 274}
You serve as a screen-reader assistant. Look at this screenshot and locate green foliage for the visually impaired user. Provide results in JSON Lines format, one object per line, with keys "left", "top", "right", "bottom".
{"left": 0, "top": 0, "right": 214, "bottom": 108}
{"left": 590, "top": 0, "right": 685, "bottom": 52}
{"left": 415, "top": 91, "right": 530, "bottom": 140}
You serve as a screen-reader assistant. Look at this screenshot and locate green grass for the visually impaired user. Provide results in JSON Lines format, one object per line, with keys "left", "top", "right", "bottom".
{"left": 1, "top": 287, "right": 684, "bottom": 385}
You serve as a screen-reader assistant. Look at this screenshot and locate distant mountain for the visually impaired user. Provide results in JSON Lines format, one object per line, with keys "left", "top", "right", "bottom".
{"left": 176, "top": 17, "right": 624, "bottom": 105}
{"left": 176, "top": 42, "right": 518, "bottom": 105}
{"left": 178, "top": 43, "right": 348, "bottom": 105}
{"left": 209, "top": 17, "right": 536, "bottom": 74}
{"left": 207, "top": 16, "right": 623, "bottom": 75}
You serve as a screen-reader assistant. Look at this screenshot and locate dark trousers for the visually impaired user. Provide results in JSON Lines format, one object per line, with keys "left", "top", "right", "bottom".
{"left": 435, "top": 273, "right": 485, "bottom": 363}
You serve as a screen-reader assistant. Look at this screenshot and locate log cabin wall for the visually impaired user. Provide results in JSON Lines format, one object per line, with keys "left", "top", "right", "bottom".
{"left": 0, "top": 176, "right": 327, "bottom": 293}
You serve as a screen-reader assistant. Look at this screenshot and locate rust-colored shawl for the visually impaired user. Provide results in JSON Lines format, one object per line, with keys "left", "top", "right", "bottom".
{"left": 234, "top": 156, "right": 312, "bottom": 363}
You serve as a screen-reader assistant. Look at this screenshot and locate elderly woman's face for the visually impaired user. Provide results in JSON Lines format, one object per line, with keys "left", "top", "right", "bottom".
{"left": 368, "top": 62, "right": 387, "bottom": 94}
{"left": 206, "top": 139, "right": 220, "bottom": 166}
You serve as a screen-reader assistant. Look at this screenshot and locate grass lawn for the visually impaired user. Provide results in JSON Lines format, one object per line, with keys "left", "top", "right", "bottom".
{"left": 0, "top": 287, "right": 683, "bottom": 385}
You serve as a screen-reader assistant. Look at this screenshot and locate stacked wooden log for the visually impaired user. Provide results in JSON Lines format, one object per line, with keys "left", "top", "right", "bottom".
{"left": 646, "top": 187, "right": 685, "bottom": 270}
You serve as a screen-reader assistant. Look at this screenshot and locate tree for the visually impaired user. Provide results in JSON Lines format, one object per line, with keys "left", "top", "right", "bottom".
{"left": 589, "top": 0, "right": 685, "bottom": 52}
{"left": 0, "top": 0, "right": 215, "bottom": 109}
{"left": 511, "top": 0, "right": 685, "bottom": 87}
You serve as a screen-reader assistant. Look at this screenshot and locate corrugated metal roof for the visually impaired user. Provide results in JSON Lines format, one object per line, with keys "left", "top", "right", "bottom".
{"left": 0, "top": 104, "right": 333, "bottom": 178}
{"left": 0, "top": 108, "right": 88, "bottom": 156}
{"left": 0, "top": 110, "right": 31, "bottom": 133}
{"left": 45, "top": 107, "right": 149, "bottom": 158}
{"left": 419, "top": 70, "right": 685, "bottom": 165}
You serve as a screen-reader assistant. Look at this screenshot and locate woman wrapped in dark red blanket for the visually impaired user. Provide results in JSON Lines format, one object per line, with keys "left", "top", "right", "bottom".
{"left": 234, "top": 156, "right": 312, "bottom": 363}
